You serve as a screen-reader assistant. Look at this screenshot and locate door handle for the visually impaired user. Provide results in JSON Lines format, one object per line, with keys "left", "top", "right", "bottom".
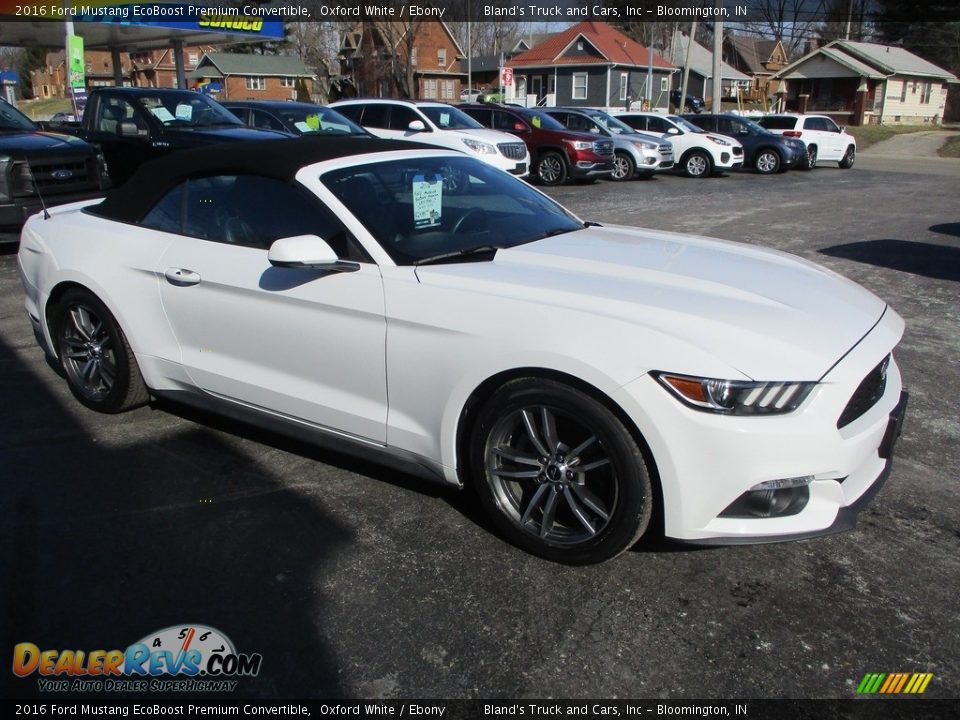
{"left": 164, "top": 268, "right": 201, "bottom": 287}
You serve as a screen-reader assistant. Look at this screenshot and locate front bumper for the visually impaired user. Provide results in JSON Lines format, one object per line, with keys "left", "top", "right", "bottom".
{"left": 611, "top": 307, "right": 906, "bottom": 543}
{"left": 481, "top": 152, "right": 530, "bottom": 178}
{"left": 569, "top": 159, "right": 614, "bottom": 180}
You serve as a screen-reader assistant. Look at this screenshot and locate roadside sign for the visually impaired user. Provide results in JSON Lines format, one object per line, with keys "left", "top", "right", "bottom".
{"left": 501, "top": 67, "right": 513, "bottom": 86}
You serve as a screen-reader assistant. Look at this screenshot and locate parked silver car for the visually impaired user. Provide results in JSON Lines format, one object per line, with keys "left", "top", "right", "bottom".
{"left": 544, "top": 107, "right": 674, "bottom": 180}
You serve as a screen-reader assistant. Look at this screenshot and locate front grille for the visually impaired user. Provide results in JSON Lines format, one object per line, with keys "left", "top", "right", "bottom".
{"left": 733, "top": 146, "right": 743, "bottom": 156}
{"left": 10, "top": 157, "right": 98, "bottom": 197}
{"left": 659, "top": 144, "right": 672, "bottom": 154}
{"left": 593, "top": 140, "right": 614, "bottom": 156}
{"left": 497, "top": 142, "right": 527, "bottom": 160}
{"left": 837, "top": 355, "right": 890, "bottom": 429}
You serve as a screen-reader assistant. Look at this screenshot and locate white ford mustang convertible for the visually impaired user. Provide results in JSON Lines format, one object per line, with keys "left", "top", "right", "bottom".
{"left": 17, "top": 138, "right": 907, "bottom": 564}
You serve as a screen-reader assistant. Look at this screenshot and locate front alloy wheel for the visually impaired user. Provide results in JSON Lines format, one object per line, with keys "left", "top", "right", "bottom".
{"left": 55, "top": 289, "right": 149, "bottom": 413}
{"left": 755, "top": 150, "right": 781, "bottom": 174}
{"left": 471, "top": 379, "right": 653, "bottom": 564}
{"left": 683, "top": 151, "right": 711, "bottom": 178}
{"left": 536, "top": 152, "right": 568, "bottom": 186}
{"left": 611, "top": 152, "right": 635, "bottom": 181}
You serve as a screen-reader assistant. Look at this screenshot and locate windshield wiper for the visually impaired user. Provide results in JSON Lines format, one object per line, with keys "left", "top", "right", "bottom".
{"left": 414, "top": 245, "right": 501, "bottom": 266}
{"left": 539, "top": 226, "right": 580, "bottom": 240}
{"left": 584, "top": 221, "right": 602, "bottom": 228}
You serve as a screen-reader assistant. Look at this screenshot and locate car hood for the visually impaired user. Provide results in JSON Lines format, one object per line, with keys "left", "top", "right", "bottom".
{"left": 0, "top": 130, "right": 94, "bottom": 155}
{"left": 415, "top": 226, "right": 886, "bottom": 380}
{"left": 164, "top": 126, "right": 290, "bottom": 142}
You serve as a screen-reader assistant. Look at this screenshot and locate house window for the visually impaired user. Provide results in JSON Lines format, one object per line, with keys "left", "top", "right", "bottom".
{"left": 922, "top": 82, "right": 933, "bottom": 104}
{"left": 437, "top": 48, "right": 446, "bottom": 66}
{"left": 281, "top": 77, "right": 296, "bottom": 88}
{"left": 441, "top": 80, "right": 455, "bottom": 100}
{"left": 42, "top": 84, "right": 50, "bottom": 97}
{"left": 423, "top": 79, "right": 438, "bottom": 99}
{"left": 411, "top": 47, "right": 417, "bottom": 66}
{"left": 245, "top": 76, "right": 265, "bottom": 91}
{"left": 660, "top": 77, "right": 669, "bottom": 92}
{"left": 619, "top": 73, "right": 628, "bottom": 101}
{"left": 572, "top": 72, "right": 588, "bottom": 100}
{"left": 577, "top": 41, "right": 584, "bottom": 51}
{"left": 900, "top": 80, "right": 907, "bottom": 102}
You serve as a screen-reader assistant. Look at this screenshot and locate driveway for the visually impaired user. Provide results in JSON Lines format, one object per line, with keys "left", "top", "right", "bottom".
{"left": 860, "top": 130, "right": 960, "bottom": 157}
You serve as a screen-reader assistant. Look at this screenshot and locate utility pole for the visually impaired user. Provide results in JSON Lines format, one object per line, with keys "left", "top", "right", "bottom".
{"left": 679, "top": 21, "right": 697, "bottom": 113}
{"left": 467, "top": 0, "right": 472, "bottom": 94}
{"left": 712, "top": 17, "right": 723, "bottom": 112}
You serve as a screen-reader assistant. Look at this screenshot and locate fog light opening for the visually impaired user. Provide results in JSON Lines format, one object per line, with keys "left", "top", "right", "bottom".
{"left": 720, "top": 479, "right": 812, "bottom": 519}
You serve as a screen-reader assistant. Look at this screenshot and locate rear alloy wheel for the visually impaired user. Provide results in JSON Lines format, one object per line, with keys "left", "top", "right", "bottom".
{"left": 55, "top": 288, "right": 149, "bottom": 413}
{"left": 611, "top": 152, "right": 635, "bottom": 181}
{"left": 470, "top": 379, "right": 653, "bottom": 564}
{"left": 754, "top": 149, "right": 781, "bottom": 174}
{"left": 683, "top": 150, "right": 712, "bottom": 178}
{"left": 805, "top": 145, "right": 818, "bottom": 170}
{"left": 839, "top": 145, "right": 856, "bottom": 169}
{"left": 536, "top": 151, "right": 568, "bottom": 186}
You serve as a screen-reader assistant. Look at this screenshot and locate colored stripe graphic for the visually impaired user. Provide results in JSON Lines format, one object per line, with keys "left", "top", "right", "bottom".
{"left": 858, "top": 672, "right": 933, "bottom": 694}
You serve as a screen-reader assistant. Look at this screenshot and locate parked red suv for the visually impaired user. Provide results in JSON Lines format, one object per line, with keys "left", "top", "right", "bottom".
{"left": 460, "top": 104, "right": 614, "bottom": 186}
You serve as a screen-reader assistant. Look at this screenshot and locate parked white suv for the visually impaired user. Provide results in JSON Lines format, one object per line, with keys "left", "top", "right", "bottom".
{"left": 756, "top": 114, "right": 856, "bottom": 169}
{"left": 616, "top": 112, "right": 744, "bottom": 178}
{"left": 330, "top": 99, "right": 530, "bottom": 177}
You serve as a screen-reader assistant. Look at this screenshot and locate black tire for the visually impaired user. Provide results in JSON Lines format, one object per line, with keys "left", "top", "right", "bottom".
{"left": 611, "top": 151, "right": 635, "bottom": 181}
{"left": 805, "top": 145, "right": 818, "bottom": 170}
{"left": 469, "top": 378, "right": 653, "bottom": 565}
{"left": 839, "top": 144, "right": 855, "bottom": 169}
{"left": 53, "top": 288, "right": 149, "bottom": 413}
{"left": 535, "top": 151, "right": 568, "bottom": 186}
{"left": 754, "top": 148, "right": 782, "bottom": 174}
{"left": 682, "top": 149, "right": 713, "bottom": 178}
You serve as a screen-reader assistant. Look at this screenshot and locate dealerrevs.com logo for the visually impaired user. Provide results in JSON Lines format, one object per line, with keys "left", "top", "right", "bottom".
{"left": 12, "top": 625, "right": 262, "bottom": 693}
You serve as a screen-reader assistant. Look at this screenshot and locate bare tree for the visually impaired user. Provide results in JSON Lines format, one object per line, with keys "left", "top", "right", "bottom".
{"left": 736, "top": 0, "right": 831, "bottom": 57}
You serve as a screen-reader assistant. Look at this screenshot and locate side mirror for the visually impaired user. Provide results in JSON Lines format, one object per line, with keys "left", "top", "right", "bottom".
{"left": 667, "top": 127, "right": 680, "bottom": 135}
{"left": 838, "top": 126, "right": 845, "bottom": 133}
{"left": 407, "top": 120, "right": 427, "bottom": 132}
{"left": 512, "top": 122, "right": 529, "bottom": 132}
{"left": 268, "top": 235, "right": 359, "bottom": 273}
{"left": 119, "top": 122, "right": 146, "bottom": 138}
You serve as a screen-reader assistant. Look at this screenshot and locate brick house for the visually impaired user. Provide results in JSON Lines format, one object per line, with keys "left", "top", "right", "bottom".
{"left": 188, "top": 53, "right": 316, "bottom": 102}
{"left": 339, "top": 21, "right": 466, "bottom": 100}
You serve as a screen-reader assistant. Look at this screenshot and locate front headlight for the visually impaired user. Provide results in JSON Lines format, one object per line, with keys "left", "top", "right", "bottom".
{"left": 707, "top": 135, "right": 732, "bottom": 146}
{"left": 653, "top": 372, "right": 816, "bottom": 415}
{"left": 632, "top": 140, "right": 657, "bottom": 151}
{"left": 462, "top": 138, "right": 496, "bottom": 155}
{"left": 565, "top": 140, "right": 593, "bottom": 151}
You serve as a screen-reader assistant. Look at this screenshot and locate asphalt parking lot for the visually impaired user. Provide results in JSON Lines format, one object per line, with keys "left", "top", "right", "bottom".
{"left": 1, "top": 154, "right": 958, "bottom": 701}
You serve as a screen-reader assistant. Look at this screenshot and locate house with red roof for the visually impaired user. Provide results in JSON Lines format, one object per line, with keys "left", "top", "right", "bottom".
{"left": 507, "top": 22, "right": 675, "bottom": 109}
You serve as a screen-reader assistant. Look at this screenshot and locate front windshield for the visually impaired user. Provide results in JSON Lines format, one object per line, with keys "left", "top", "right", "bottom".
{"left": 138, "top": 92, "right": 243, "bottom": 128}
{"left": 277, "top": 106, "right": 367, "bottom": 136}
{"left": 524, "top": 110, "right": 567, "bottom": 131}
{"left": 321, "top": 156, "right": 583, "bottom": 265}
{"left": 586, "top": 111, "right": 636, "bottom": 135}
{"left": 419, "top": 105, "right": 484, "bottom": 130}
{"left": 0, "top": 99, "right": 38, "bottom": 131}
{"left": 667, "top": 115, "right": 706, "bottom": 133}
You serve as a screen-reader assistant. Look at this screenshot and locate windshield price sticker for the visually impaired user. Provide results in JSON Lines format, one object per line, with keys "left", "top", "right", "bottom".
{"left": 413, "top": 174, "right": 442, "bottom": 228}
{"left": 174, "top": 104, "right": 193, "bottom": 121}
{"left": 149, "top": 107, "right": 175, "bottom": 123}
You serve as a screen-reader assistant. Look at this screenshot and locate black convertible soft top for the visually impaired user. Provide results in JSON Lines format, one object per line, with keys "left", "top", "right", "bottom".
{"left": 88, "top": 136, "right": 437, "bottom": 224}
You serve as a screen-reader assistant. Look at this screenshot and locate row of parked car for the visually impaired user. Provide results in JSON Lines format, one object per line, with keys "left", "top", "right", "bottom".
{"left": 1, "top": 87, "right": 858, "bottom": 243}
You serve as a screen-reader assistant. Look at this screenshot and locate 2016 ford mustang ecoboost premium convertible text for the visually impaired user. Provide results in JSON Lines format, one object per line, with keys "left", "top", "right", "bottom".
{"left": 17, "top": 138, "right": 907, "bottom": 564}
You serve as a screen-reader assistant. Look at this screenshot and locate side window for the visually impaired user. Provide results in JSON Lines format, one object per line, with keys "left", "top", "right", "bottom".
{"left": 230, "top": 107, "right": 250, "bottom": 124}
{"left": 492, "top": 111, "right": 524, "bottom": 132}
{"left": 717, "top": 117, "right": 738, "bottom": 135}
{"left": 388, "top": 105, "right": 421, "bottom": 131}
{"left": 824, "top": 118, "right": 841, "bottom": 133}
{"left": 96, "top": 97, "right": 146, "bottom": 135}
{"left": 172, "top": 175, "right": 369, "bottom": 260}
{"left": 251, "top": 110, "right": 285, "bottom": 132}
{"left": 464, "top": 108, "right": 491, "bottom": 127}
{"left": 141, "top": 183, "right": 184, "bottom": 234}
{"left": 334, "top": 104, "right": 363, "bottom": 122}
{"left": 647, "top": 117, "right": 668, "bottom": 133}
{"left": 803, "top": 117, "right": 827, "bottom": 131}
{"left": 360, "top": 104, "right": 389, "bottom": 128}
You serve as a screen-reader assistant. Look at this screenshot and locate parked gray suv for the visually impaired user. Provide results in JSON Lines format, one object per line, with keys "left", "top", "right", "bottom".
{"left": 544, "top": 108, "right": 674, "bottom": 180}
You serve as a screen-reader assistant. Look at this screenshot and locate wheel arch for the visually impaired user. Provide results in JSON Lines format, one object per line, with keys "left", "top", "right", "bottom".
{"left": 453, "top": 366, "right": 664, "bottom": 527}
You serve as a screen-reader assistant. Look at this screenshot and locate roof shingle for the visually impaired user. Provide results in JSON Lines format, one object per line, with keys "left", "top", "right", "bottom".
{"left": 509, "top": 22, "right": 674, "bottom": 70}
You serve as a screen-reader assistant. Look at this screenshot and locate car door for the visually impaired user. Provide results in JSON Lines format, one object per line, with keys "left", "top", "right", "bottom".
{"left": 85, "top": 94, "right": 160, "bottom": 185}
{"left": 151, "top": 174, "right": 388, "bottom": 443}
{"left": 820, "top": 117, "right": 846, "bottom": 159}
{"left": 802, "top": 117, "right": 837, "bottom": 160}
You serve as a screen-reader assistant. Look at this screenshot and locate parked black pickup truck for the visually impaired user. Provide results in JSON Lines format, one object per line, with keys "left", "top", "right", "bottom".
{"left": 0, "top": 98, "right": 107, "bottom": 243}
{"left": 60, "top": 87, "right": 291, "bottom": 186}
